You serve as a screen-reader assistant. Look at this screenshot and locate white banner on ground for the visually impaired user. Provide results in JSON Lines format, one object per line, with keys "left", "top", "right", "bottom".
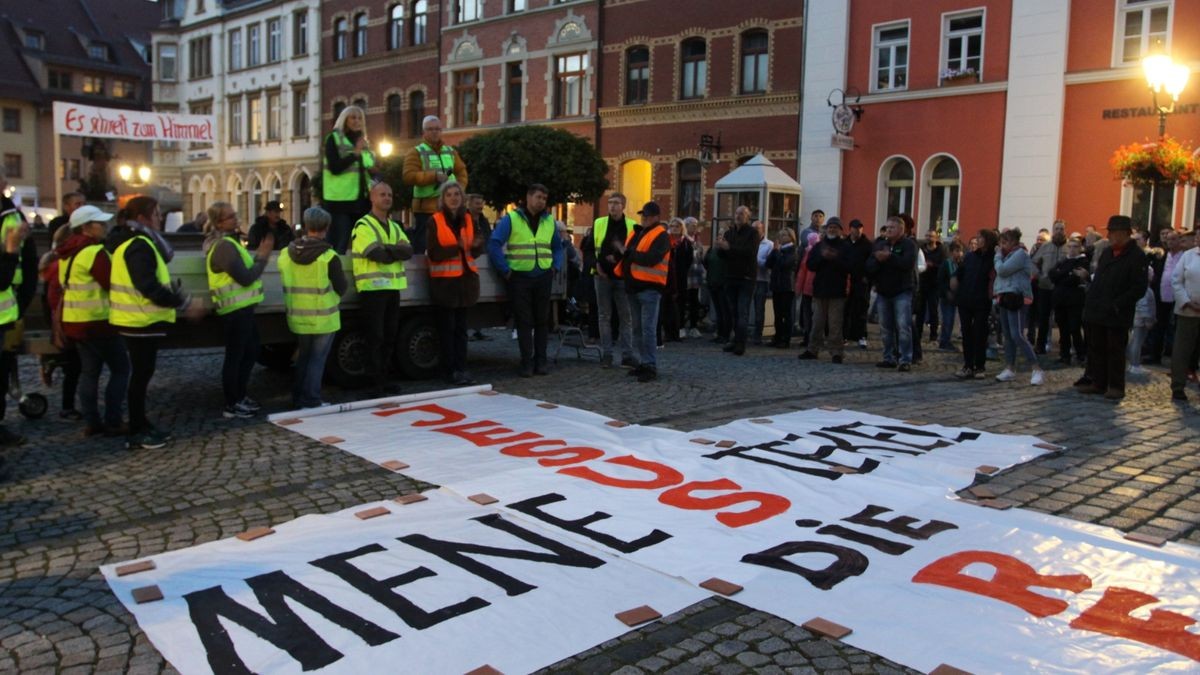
{"left": 106, "top": 392, "right": 1200, "bottom": 674}
{"left": 101, "top": 491, "right": 707, "bottom": 675}
{"left": 52, "top": 101, "right": 215, "bottom": 142}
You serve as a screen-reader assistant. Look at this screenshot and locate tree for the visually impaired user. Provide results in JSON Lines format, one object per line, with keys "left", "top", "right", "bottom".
{"left": 458, "top": 126, "right": 609, "bottom": 210}
{"left": 374, "top": 156, "right": 413, "bottom": 213}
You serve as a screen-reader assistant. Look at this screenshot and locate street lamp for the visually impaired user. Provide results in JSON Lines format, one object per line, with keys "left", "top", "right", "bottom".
{"left": 118, "top": 163, "right": 153, "bottom": 186}
{"left": 378, "top": 140, "right": 394, "bottom": 159}
{"left": 1143, "top": 54, "right": 1191, "bottom": 137}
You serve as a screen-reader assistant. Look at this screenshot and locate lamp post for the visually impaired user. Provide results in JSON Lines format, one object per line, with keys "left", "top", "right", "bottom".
{"left": 117, "top": 163, "right": 153, "bottom": 187}
{"left": 378, "top": 140, "right": 394, "bottom": 159}
{"left": 1143, "top": 54, "right": 1191, "bottom": 137}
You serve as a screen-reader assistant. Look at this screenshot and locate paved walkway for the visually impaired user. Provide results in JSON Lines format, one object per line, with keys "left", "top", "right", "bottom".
{"left": 0, "top": 330, "right": 1196, "bottom": 673}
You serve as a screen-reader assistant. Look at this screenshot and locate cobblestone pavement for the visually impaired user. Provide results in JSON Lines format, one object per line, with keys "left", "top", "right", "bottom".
{"left": 1, "top": 327, "right": 1197, "bottom": 674}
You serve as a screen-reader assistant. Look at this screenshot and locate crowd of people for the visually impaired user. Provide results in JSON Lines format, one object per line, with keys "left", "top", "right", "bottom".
{"left": 2, "top": 107, "right": 1198, "bottom": 460}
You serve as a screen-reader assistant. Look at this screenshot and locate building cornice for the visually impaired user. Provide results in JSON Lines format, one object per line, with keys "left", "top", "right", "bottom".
{"left": 323, "top": 46, "right": 439, "bottom": 76}
{"left": 857, "top": 81, "right": 1007, "bottom": 105}
{"left": 599, "top": 92, "right": 799, "bottom": 128}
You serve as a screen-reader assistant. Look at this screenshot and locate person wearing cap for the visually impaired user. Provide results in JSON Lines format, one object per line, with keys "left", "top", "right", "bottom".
{"left": 55, "top": 205, "right": 130, "bottom": 437}
{"left": 487, "top": 183, "right": 563, "bottom": 377}
{"left": 1076, "top": 215, "right": 1149, "bottom": 400}
{"left": 352, "top": 181, "right": 413, "bottom": 397}
{"left": 624, "top": 201, "right": 671, "bottom": 382}
{"left": 204, "top": 202, "right": 274, "bottom": 418}
{"left": 403, "top": 115, "right": 469, "bottom": 254}
{"left": 247, "top": 200, "right": 293, "bottom": 252}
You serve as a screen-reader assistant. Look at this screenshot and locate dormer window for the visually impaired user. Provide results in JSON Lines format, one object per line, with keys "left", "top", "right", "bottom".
{"left": 24, "top": 31, "right": 45, "bottom": 50}
{"left": 89, "top": 43, "right": 110, "bottom": 61}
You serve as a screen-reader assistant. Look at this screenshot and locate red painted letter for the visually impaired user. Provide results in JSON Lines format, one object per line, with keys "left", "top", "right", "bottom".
{"left": 372, "top": 403, "right": 465, "bottom": 426}
{"left": 500, "top": 439, "right": 605, "bottom": 467}
{"left": 912, "top": 550, "right": 1092, "bottom": 618}
{"left": 558, "top": 455, "right": 683, "bottom": 489}
{"left": 1070, "top": 587, "right": 1200, "bottom": 662}
{"left": 435, "top": 420, "right": 542, "bottom": 447}
{"left": 658, "top": 479, "right": 791, "bottom": 528}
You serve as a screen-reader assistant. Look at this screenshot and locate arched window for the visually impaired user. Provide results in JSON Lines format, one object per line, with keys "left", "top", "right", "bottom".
{"left": 333, "top": 18, "right": 348, "bottom": 61}
{"left": 621, "top": 159, "right": 652, "bottom": 213}
{"left": 388, "top": 5, "right": 404, "bottom": 50}
{"left": 270, "top": 176, "right": 282, "bottom": 205}
{"left": 386, "top": 94, "right": 403, "bottom": 138}
{"left": 925, "top": 157, "right": 960, "bottom": 236}
{"left": 295, "top": 173, "right": 311, "bottom": 215}
{"left": 740, "top": 30, "right": 768, "bottom": 94}
{"left": 680, "top": 38, "right": 706, "bottom": 99}
{"left": 409, "top": 91, "right": 425, "bottom": 137}
{"left": 411, "top": 0, "right": 428, "bottom": 46}
{"left": 352, "top": 97, "right": 367, "bottom": 110}
{"left": 332, "top": 100, "right": 346, "bottom": 119}
{"left": 883, "top": 159, "right": 914, "bottom": 219}
{"left": 251, "top": 177, "right": 264, "bottom": 216}
{"left": 228, "top": 176, "right": 243, "bottom": 216}
{"left": 625, "top": 46, "right": 649, "bottom": 105}
{"left": 677, "top": 160, "right": 702, "bottom": 219}
{"left": 353, "top": 13, "right": 367, "bottom": 57}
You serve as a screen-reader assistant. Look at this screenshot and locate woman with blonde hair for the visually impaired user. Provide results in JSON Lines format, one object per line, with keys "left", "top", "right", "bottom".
{"left": 321, "top": 105, "right": 375, "bottom": 254}
{"left": 426, "top": 182, "right": 486, "bottom": 385}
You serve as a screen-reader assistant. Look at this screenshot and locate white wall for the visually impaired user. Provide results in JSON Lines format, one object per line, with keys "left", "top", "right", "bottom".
{"left": 797, "top": 0, "right": 850, "bottom": 218}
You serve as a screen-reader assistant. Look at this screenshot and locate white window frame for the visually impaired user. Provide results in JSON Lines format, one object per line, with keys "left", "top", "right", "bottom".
{"left": 293, "top": 10, "right": 309, "bottom": 56}
{"left": 228, "top": 97, "right": 243, "bottom": 145}
{"left": 456, "top": 0, "right": 481, "bottom": 24}
{"left": 876, "top": 156, "right": 916, "bottom": 228}
{"left": 1113, "top": 0, "right": 1173, "bottom": 67}
{"left": 247, "top": 24, "right": 261, "bottom": 67}
{"left": 158, "top": 44, "right": 178, "bottom": 81}
{"left": 228, "top": 29, "right": 243, "bottom": 71}
{"left": 919, "top": 154, "right": 963, "bottom": 238}
{"left": 940, "top": 8, "right": 985, "bottom": 82}
{"left": 267, "top": 19, "right": 281, "bottom": 63}
{"left": 870, "top": 20, "right": 910, "bottom": 93}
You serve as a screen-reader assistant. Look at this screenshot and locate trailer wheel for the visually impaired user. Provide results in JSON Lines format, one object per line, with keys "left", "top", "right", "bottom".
{"left": 257, "top": 342, "right": 296, "bottom": 372}
{"left": 327, "top": 330, "right": 372, "bottom": 389}
{"left": 19, "top": 393, "right": 48, "bottom": 420}
{"left": 395, "top": 315, "right": 441, "bottom": 380}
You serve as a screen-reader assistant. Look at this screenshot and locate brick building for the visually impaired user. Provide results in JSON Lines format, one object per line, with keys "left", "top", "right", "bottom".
{"left": 598, "top": 1, "right": 803, "bottom": 239}
{"left": 0, "top": 0, "right": 159, "bottom": 217}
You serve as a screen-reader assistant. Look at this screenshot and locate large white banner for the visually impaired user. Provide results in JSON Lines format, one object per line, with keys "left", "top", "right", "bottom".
{"left": 53, "top": 101, "right": 215, "bottom": 143}
{"left": 104, "top": 391, "right": 1200, "bottom": 674}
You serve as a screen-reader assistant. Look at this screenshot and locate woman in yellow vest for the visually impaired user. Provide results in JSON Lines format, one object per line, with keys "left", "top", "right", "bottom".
{"left": 427, "top": 183, "right": 486, "bottom": 385}
{"left": 0, "top": 202, "right": 29, "bottom": 448}
{"left": 203, "top": 202, "right": 274, "bottom": 419}
{"left": 322, "top": 105, "right": 376, "bottom": 255}
{"left": 279, "top": 207, "right": 347, "bottom": 409}
{"left": 57, "top": 205, "right": 131, "bottom": 437}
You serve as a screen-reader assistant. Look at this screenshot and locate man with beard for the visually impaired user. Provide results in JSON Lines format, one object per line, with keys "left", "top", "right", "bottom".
{"left": 1031, "top": 220, "right": 1068, "bottom": 354}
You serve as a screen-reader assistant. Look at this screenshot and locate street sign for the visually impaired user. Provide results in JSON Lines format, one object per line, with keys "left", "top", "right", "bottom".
{"left": 831, "top": 133, "right": 855, "bottom": 151}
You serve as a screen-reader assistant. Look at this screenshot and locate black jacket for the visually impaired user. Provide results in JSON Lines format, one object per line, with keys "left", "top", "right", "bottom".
{"left": 846, "top": 235, "right": 873, "bottom": 284}
{"left": 247, "top": 217, "right": 294, "bottom": 251}
{"left": 593, "top": 215, "right": 630, "bottom": 278}
{"left": 919, "top": 243, "right": 946, "bottom": 292}
{"left": 624, "top": 223, "right": 671, "bottom": 295}
{"left": 865, "top": 237, "right": 917, "bottom": 297}
{"left": 718, "top": 224, "right": 760, "bottom": 281}
{"left": 807, "top": 237, "right": 852, "bottom": 299}
{"left": 955, "top": 247, "right": 996, "bottom": 310}
{"left": 1049, "top": 256, "right": 1089, "bottom": 308}
{"left": 766, "top": 244, "right": 798, "bottom": 295}
{"left": 1083, "top": 244, "right": 1149, "bottom": 328}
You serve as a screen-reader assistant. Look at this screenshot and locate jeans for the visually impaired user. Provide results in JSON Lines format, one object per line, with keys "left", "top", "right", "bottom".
{"left": 999, "top": 307, "right": 1039, "bottom": 369}
{"left": 915, "top": 284, "right": 938, "bottom": 340}
{"left": 772, "top": 291, "right": 795, "bottom": 345}
{"left": 726, "top": 279, "right": 755, "bottom": 347}
{"left": 77, "top": 335, "right": 130, "bottom": 430}
{"left": 221, "top": 307, "right": 259, "bottom": 407}
{"left": 627, "top": 289, "right": 662, "bottom": 370}
{"left": 752, "top": 280, "right": 769, "bottom": 340}
{"left": 1170, "top": 315, "right": 1200, "bottom": 393}
{"left": 435, "top": 305, "right": 469, "bottom": 376}
{"left": 938, "top": 299, "right": 957, "bottom": 347}
{"left": 1055, "top": 303, "right": 1085, "bottom": 360}
{"left": 810, "top": 297, "right": 846, "bottom": 356}
{"left": 1084, "top": 322, "right": 1130, "bottom": 395}
{"left": 510, "top": 273, "right": 553, "bottom": 367}
{"left": 1127, "top": 325, "right": 1151, "bottom": 366}
{"left": 1149, "top": 300, "right": 1175, "bottom": 361}
{"left": 329, "top": 211, "right": 356, "bottom": 255}
{"left": 294, "top": 332, "right": 335, "bottom": 408}
{"left": 709, "top": 284, "right": 731, "bottom": 340}
{"left": 595, "top": 275, "right": 633, "bottom": 362}
{"left": 125, "top": 335, "right": 161, "bottom": 434}
{"left": 799, "top": 295, "right": 813, "bottom": 344}
{"left": 876, "top": 291, "right": 913, "bottom": 365}
{"left": 409, "top": 212, "right": 431, "bottom": 255}
{"left": 844, "top": 281, "right": 869, "bottom": 341}
{"left": 360, "top": 290, "right": 401, "bottom": 388}
{"left": 959, "top": 305, "right": 990, "bottom": 371}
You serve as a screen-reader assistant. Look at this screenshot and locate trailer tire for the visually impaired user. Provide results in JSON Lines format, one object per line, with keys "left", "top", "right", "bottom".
{"left": 395, "top": 314, "right": 441, "bottom": 380}
{"left": 18, "top": 393, "right": 48, "bottom": 420}
{"left": 327, "top": 330, "right": 373, "bottom": 389}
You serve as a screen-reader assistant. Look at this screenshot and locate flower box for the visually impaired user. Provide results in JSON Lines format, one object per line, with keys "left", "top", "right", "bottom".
{"left": 1111, "top": 135, "right": 1199, "bottom": 186}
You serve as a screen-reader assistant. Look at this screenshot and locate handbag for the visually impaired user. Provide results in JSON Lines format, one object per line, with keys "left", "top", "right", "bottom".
{"left": 998, "top": 292, "right": 1024, "bottom": 311}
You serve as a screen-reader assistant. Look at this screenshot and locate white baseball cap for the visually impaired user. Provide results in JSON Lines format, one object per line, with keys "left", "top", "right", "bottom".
{"left": 69, "top": 205, "right": 115, "bottom": 229}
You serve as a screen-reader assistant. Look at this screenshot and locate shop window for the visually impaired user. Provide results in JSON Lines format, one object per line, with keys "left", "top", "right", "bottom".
{"left": 625, "top": 47, "right": 649, "bottom": 105}
{"left": 872, "top": 22, "right": 909, "bottom": 92}
{"left": 677, "top": 160, "right": 702, "bottom": 219}
{"left": 1118, "top": 0, "right": 1171, "bottom": 65}
{"left": 740, "top": 30, "right": 768, "bottom": 94}
{"left": 680, "top": 38, "right": 706, "bottom": 99}
{"left": 942, "top": 12, "right": 983, "bottom": 81}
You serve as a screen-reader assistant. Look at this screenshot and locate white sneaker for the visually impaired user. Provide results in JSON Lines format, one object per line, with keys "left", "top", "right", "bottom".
{"left": 1128, "top": 365, "right": 1148, "bottom": 376}
{"left": 678, "top": 329, "right": 687, "bottom": 339}
{"left": 995, "top": 368, "right": 1015, "bottom": 382}
{"left": 688, "top": 328, "right": 702, "bottom": 338}
{"left": 858, "top": 338, "right": 868, "bottom": 349}
{"left": 511, "top": 329, "right": 518, "bottom": 340}
{"left": 1030, "top": 369, "right": 1044, "bottom": 386}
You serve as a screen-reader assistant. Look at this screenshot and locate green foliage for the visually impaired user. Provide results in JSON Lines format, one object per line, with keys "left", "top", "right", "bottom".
{"left": 375, "top": 156, "right": 413, "bottom": 212}
{"left": 457, "top": 126, "right": 609, "bottom": 210}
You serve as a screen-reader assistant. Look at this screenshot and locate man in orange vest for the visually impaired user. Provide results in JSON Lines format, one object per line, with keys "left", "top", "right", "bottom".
{"left": 624, "top": 202, "right": 671, "bottom": 382}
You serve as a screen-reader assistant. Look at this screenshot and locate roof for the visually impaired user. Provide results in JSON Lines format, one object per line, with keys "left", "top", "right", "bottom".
{"left": 713, "top": 154, "right": 803, "bottom": 193}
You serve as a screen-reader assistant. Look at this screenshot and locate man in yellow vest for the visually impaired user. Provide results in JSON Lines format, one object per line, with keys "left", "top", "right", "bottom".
{"left": 204, "top": 201, "right": 274, "bottom": 419}
{"left": 624, "top": 202, "right": 672, "bottom": 383}
{"left": 352, "top": 181, "right": 412, "bottom": 395}
{"left": 402, "top": 115, "right": 468, "bottom": 254}
{"left": 592, "top": 192, "right": 636, "bottom": 368}
{"left": 0, "top": 165, "right": 36, "bottom": 448}
{"left": 487, "top": 184, "right": 563, "bottom": 377}
{"left": 58, "top": 205, "right": 130, "bottom": 438}
{"left": 280, "top": 207, "right": 347, "bottom": 409}
{"left": 109, "top": 196, "right": 204, "bottom": 450}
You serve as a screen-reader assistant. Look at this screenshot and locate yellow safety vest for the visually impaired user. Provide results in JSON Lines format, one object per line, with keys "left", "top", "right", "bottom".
{"left": 109, "top": 235, "right": 176, "bottom": 328}
{"left": 59, "top": 243, "right": 109, "bottom": 323}
{"left": 413, "top": 142, "right": 457, "bottom": 199}
{"left": 205, "top": 236, "right": 265, "bottom": 315}
{"left": 1, "top": 209, "right": 24, "bottom": 288}
{"left": 507, "top": 210, "right": 554, "bottom": 273}
{"left": 351, "top": 213, "right": 409, "bottom": 292}
{"left": 591, "top": 215, "right": 625, "bottom": 278}
{"left": 279, "top": 247, "right": 340, "bottom": 334}
{"left": 322, "top": 130, "right": 375, "bottom": 202}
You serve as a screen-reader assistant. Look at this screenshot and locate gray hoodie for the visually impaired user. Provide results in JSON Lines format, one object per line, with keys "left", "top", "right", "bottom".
{"left": 286, "top": 236, "right": 348, "bottom": 297}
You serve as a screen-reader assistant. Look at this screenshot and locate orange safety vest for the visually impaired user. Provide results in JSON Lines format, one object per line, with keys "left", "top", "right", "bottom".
{"left": 624, "top": 224, "right": 670, "bottom": 286}
{"left": 428, "top": 212, "right": 479, "bottom": 278}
